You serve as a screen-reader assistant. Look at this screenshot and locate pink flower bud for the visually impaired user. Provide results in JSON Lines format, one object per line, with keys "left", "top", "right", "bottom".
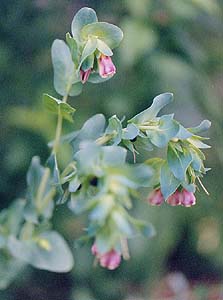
{"left": 167, "top": 190, "right": 182, "bottom": 206}
{"left": 91, "top": 243, "right": 121, "bottom": 270}
{"left": 91, "top": 243, "right": 99, "bottom": 256}
{"left": 147, "top": 189, "right": 164, "bottom": 206}
{"left": 99, "top": 249, "right": 121, "bottom": 270}
{"left": 181, "top": 189, "right": 196, "bottom": 207}
{"left": 98, "top": 54, "right": 116, "bottom": 78}
{"left": 80, "top": 68, "right": 91, "bottom": 83}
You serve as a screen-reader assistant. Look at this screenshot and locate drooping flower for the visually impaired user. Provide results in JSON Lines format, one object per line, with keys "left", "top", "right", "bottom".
{"left": 181, "top": 189, "right": 196, "bottom": 207}
{"left": 167, "top": 190, "right": 182, "bottom": 206}
{"left": 147, "top": 189, "right": 164, "bottom": 206}
{"left": 80, "top": 68, "right": 91, "bottom": 83}
{"left": 98, "top": 54, "right": 116, "bottom": 78}
{"left": 91, "top": 243, "right": 121, "bottom": 270}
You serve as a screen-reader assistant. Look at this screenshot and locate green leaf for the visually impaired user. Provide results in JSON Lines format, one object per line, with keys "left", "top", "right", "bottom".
{"left": 0, "top": 252, "right": 25, "bottom": 290}
{"left": 188, "top": 136, "right": 211, "bottom": 149}
{"left": 8, "top": 231, "right": 74, "bottom": 273}
{"left": 46, "top": 154, "right": 64, "bottom": 204}
{"left": 70, "top": 114, "right": 106, "bottom": 153}
{"left": 96, "top": 39, "right": 113, "bottom": 56}
{"left": 134, "top": 135, "right": 154, "bottom": 152}
{"left": 160, "top": 162, "right": 180, "bottom": 199}
{"left": 66, "top": 32, "right": 79, "bottom": 66}
{"left": 112, "top": 211, "right": 133, "bottom": 236}
{"left": 81, "top": 22, "right": 123, "bottom": 49}
{"left": 122, "top": 123, "right": 139, "bottom": 140}
{"left": 130, "top": 219, "right": 156, "bottom": 238}
{"left": 167, "top": 144, "right": 192, "bottom": 181}
{"left": 188, "top": 120, "right": 211, "bottom": 134}
{"left": 105, "top": 115, "right": 123, "bottom": 145}
{"left": 145, "top": 157, "right": 165, "bottom": 187}
{"left": 43, "top": 94, "right": 76, "bottom": 122}
{"left": 90, "top": 195, "right": 114, "bottom": 224}
{"left": 79, "top": 38, "right": 97, "bottom": 67}
{"left": 81, "top": 53, "right": 94, "bottom": 71}
{"left": 175, "top": 124, "right": 193, "bottom": 139}
{"left": 0, "top": 199, "right": 25, "bottom": 236}
{"left": 71, "top": 7, "right": 98, "bottom": 41}
{"left": 129, "top": 93, "right": 173, "bottom": 124}
{"left": 102, "top": 146, "right": 127, "bottom": 166}
{"left": 25, "top": 157, "right": 54, "bottom": 222}
{"left": 69, "top": 82, "right": 83, "bottom": 97}
{"left": 51, "top": 39, "right": 77, "bottom": 96}
{"left": 190, "top": 148, "right": 203, "bottom": 172}
{"left": 87, "top": 72, "right": 111, "bottom": 83}
{"left": 146, "top": 115, "right": 179, "bottom": 148}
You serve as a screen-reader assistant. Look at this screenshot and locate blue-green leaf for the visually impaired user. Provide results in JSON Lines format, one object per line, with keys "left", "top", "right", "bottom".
{"left": 71, "top": 7, "right": 98, "bottom": 41}
{"left": 129, "top": 93, "right": 173, "bottom": 124}
{"left": 122, "top": 123, "right": 139, "bottom": 140}
{"left": 8, "top": 231, "right": 74, "bottom": 272}
{"left": 81, "top": 22, "right": 123, "bottom": 49}
{"left": 105, "top": 115, "right": 123, "bottom": 145}
{"left": 146, "top": 115, "right": 179, "bottom": 148}
{"left": 51, "top": 40, "right": 77, "bottom": 96}
{"left": 167, "top": 144, "right": 192, "bottom": 181}
{"left": 160, "top": 162, "right": 180, "bottom": 199}
{"left": 188, "top": 120, "right": 211, "bottom": 134}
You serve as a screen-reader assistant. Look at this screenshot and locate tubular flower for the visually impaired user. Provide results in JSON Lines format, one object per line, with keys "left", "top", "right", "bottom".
{"left": 181, "top": 189, "right": 196, "bottom": 207}
{"left": 80, "top": 68, "right": 91, "bottom": 83}
{"left": 91, "top": 243, "right": 121, "bottom": 270}
{"left": 166, "top": 190, "right": 182, "bottom": 206}
{"left": 147, "top": 189, "right": 164, "bottom": 206}
{"left": 98, "top": 54, "right": 116, "bottom": 78}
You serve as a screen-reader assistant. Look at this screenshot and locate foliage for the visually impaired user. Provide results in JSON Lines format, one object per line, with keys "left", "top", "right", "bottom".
{"left": 0, "top": 6, "right": 212, "bottom": 292}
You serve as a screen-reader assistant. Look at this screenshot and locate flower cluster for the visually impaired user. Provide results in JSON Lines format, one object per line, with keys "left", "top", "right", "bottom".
{"left": 148, "top": 188, "right": 196, "bottom": 207}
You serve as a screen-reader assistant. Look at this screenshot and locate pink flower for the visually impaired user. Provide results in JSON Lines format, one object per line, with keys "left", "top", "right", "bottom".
{"left": 98, "top": 54, "right": 116, "bottom": 78}
{"left": 91, "top": 243, "right": 121, "bottom": 270}
{"left": 147, "top": 189, "right": 164, "bottom": 206}
{"left": 99, "top": 249, "right": 121, "bottom": 270}
{"left": 167, "top": 190, "right": 182, "bottom": 206}
{"left": 181, "top": 189, "right": 196, "bottom": 207}
{"left": 80, "top": 68, "right": 91, "bottom": 83}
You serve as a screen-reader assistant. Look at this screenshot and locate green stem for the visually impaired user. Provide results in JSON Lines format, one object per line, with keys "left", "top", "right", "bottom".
{"left": 36, "top": 168, "right": 50, "bottom": 211}
{"left": 52, "top": 92, "right": 70, "bottom": 155}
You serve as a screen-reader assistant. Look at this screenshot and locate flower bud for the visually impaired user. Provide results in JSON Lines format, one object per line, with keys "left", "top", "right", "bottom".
{"left": 181, "top": 189, "right": 196, "bottom": 207}
{"left": 167, "top": 190, "right": 182, "bottom": 206}
{"left": 80, "top": 68, "right": 91, "bottom": 83}
{"left": 91, "top": 243, "right": 99, "bottom": 256}
{"left": 98, "top": 54, "right": 116, "bottom": 78}
{"left": 147, "top": 189, "right": 164, "bottom": 206}
{"left": 91, "top": 243, "right": 121, "bottom": 270}
{"left": 99, "top": 249, "right": 121, "bottom": 270}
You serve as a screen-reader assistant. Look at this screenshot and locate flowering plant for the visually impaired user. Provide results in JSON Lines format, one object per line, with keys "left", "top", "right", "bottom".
{"left": 0, "top": 7, "right": 211, "bottom": 288}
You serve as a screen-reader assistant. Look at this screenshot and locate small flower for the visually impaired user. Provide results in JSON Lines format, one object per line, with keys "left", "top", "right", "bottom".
{"left": 167, "top": 190, "right": 182, "bottom": 206}
{"left": 147, "top": 189, "right": 164, "bottom": 206}
{"left": 98, "top": 54, "right": 116, "bottom": 78}
{"left": 91, "top": 243, "right": 121, "bottom": 270}
{"left": 99, "top": 249, "right": 121, "bottom": 270}
{"left": 80, "top": 68, "right": 91, "bottom": 83}
{"left": 181, "top": 189, "right": 196, "bottom": 207}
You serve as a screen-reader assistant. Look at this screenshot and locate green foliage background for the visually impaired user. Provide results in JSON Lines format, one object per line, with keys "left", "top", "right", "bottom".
{"left": 0, "top": 0, "right": 223, "bottom": 299}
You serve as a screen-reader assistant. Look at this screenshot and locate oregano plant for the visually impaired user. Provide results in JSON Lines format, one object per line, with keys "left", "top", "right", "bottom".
{"left": 0, "top": 7, "right": 211, "bottom": 288}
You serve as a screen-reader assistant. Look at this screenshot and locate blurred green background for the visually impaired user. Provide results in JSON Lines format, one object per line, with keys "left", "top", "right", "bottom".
{"left": 0, "top": 0, "right": 223, "bottom": 299}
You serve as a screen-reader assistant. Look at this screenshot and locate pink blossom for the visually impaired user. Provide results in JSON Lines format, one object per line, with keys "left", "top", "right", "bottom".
{"left": 91, "top": 243, "right": 121, "bottom": 270}
{"left": 147, "top": 189, "right": 164, "bottom": 206}
{"left": 181, "top": 189, "right": 196, "bottom": 207}
{"left": 98, "top": 54, "right": 116, "bottom": 78}
{"left": 99, "top": 249, "right": 121, "bottom": 270}
{"left": 167, "top": 190, "right": 182, "bottom": 206}
{"left": 80, "top": 68, "right": 91, "bottom": 83}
